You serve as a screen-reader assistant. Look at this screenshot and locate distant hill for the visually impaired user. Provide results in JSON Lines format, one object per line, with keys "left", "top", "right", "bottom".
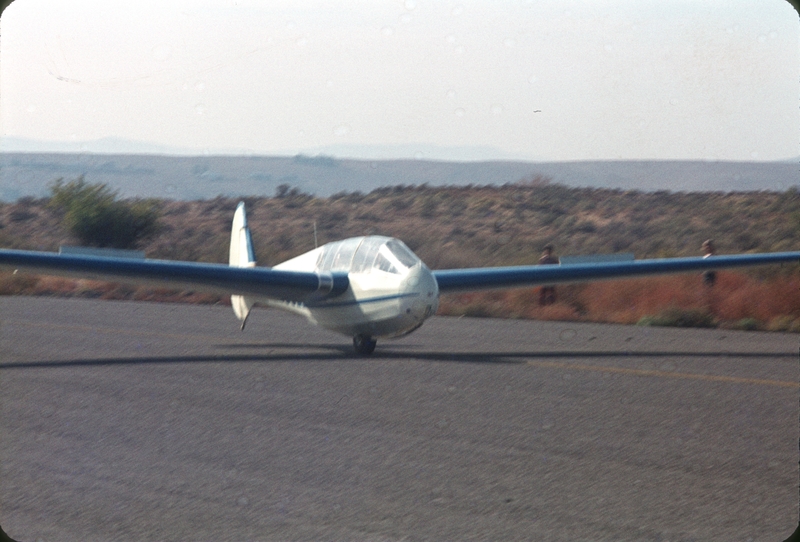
{"left": 0, "top": 152, "right": 796, "bottom": 202}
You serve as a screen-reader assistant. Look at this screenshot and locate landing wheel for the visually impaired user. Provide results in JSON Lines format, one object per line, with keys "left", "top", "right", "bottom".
{"left": 353, "top": 334, "right": 377, "bottom": 355}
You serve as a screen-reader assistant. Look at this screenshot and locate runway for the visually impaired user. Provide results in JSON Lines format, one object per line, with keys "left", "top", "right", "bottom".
{"left": 1, "top": 296, "right": 797, "bottom": 541}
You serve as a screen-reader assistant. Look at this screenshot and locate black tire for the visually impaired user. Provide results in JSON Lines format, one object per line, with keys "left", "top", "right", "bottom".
{"left": 353, "top": 334, "right": 377, "bottom": 355}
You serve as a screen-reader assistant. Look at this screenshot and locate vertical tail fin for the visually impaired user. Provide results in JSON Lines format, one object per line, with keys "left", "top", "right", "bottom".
{"left": 230, "top": 202, "right": 256, "bottom": 268}
{"left": 230, "top": 202, "right": 256, "bottom": 329}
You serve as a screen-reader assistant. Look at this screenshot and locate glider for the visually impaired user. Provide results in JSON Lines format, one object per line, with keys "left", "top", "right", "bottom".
{"left": 1, "top": 202, "right": 798, "bottom": 354}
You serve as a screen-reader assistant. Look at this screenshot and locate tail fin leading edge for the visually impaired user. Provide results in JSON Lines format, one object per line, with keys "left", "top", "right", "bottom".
{"left": 230, "top": 202, "right": 256, "bottom": 329}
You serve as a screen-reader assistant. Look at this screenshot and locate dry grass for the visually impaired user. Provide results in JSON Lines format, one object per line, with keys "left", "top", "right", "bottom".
{"left": 439, "top": 271, "right": 800, "bottom": 331}
{"left": 0, "top": 271, "right": 225, "bottom": 305}
{"left": 3, "top": 266, "right": 799, "bottom": 332}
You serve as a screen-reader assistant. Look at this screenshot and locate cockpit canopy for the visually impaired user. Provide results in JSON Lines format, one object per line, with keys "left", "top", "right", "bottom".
{"left": 316, "top": 236, "right": 420, "bottom": 275}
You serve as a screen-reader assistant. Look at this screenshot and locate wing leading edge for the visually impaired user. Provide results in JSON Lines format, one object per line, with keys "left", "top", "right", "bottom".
{"left": 433, "top": 252, "right": 800, "bottom": 293}
{"left": 3, "top": 248, "right": 799, "bottom": 300}
{"left": 0, "top": 249, "right": 349, "bottom": 302}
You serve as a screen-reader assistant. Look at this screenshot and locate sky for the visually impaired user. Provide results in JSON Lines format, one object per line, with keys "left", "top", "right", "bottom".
{"left": 0, "top": 0, "right": 798, "bottom": 162}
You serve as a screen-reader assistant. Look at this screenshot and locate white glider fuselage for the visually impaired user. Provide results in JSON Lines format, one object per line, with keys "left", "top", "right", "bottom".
{"left": 266, "top": 237, "right": 439, "bottom": 339}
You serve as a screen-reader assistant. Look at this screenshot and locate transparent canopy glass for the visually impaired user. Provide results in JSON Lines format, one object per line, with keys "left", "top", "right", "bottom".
{"left": 315, "top": 237, "right": 420, "bottom": 275}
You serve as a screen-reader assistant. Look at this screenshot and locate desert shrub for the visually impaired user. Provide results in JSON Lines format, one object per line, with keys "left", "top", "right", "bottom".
{"left": 731, "top": 318, "right": 760, "bottom": 331}
{"left": 0, "top": 272, "right": 39, "bottom": 295}
{"left": 418, "top": 194, "right": 441, "bottom": 218}
{"left": 49, "top": 177, "right": 160, "bottom": 249}
{"left": 712, "top": 272, "right": 800, "bottom": 322}
{"left": 462, "top": 302, "right": 494, "bottom": 318}
{"left": 316, "top": 209, "right": 349, "bottom": 231}
{"left": 332, "top": 191, "right": 365, "bottom": 204}
{"left": 637, "top": 308, "right": 716, "bottom": 328}
{"left": 765, "top": 315, "right": 800, "bottom": 332}
{"left": 578, "top": 275, "right": 705, "bottom": 325}
{"left": 275, "top": 184, "right": 313, "bottom": 208}
{"left": 470, "top": 198, "right": 496, "bottom": 217}
{"left": 32, "top": 276, "right": 83, "bottom": 297}
{"left": 8, "top": 204, "right": 37, "bottom": 222}
{"left": 384, "top": 195, "right": 414, "bottom": 211}
{"left": 448, "top": 198, "right": 468, "bottom": 216}
{"left": 574, "top": 220, "right": 597, "bottom": 233}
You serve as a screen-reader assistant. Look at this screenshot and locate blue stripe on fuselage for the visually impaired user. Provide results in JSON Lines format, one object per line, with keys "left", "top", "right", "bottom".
{"left": 305, "top": 292, "right": 419, "bottom": 309}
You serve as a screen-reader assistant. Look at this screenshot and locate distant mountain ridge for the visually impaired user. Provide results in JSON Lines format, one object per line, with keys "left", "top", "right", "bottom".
{"left": 0, "top": 152, "right": 797, "bottom": 202}
{"left": 0, "top": 137, "right": 525, "bottom": 161}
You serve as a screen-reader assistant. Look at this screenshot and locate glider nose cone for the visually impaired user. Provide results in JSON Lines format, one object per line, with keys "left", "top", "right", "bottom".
{"left": 404, "top": 264, "right": 439, "bottom": 322}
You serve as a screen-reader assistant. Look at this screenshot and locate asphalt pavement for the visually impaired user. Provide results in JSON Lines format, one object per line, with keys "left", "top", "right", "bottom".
{"left": 1, "top": 296, "right": 798, "bottom": 541}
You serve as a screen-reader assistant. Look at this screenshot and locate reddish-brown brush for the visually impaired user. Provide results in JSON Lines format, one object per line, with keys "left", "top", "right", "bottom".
{"left": 439, "top": 271, "right": 800, "bottom": 330}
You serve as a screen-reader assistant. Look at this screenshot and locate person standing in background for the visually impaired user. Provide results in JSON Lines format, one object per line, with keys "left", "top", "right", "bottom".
{"left": 538, "top": 244, "right": 559, "bottom": 305}
{"left": 702, "top": 239, "right": 716, "bottom": 287}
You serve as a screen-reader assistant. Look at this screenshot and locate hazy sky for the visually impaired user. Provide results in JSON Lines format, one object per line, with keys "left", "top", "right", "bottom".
{"left": 1, "top": 0, "right": 798, "bottom": 161}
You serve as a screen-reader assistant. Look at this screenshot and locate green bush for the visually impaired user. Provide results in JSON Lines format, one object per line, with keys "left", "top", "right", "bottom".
{"left": 49, "top": 177, "right": 160, "bottom": 249}
{"left": 732, "top": 318, "right": 760, "bottom": 331}
{"left": 637, "top": 308, "right": 717, "bottom": 329}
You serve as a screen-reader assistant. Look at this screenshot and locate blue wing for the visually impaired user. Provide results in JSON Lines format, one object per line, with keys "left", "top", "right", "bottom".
{"left": 0, "top": 249, "right": 349, "bottom": 302}
{"left": 433, "top": 252, "right": 800, "bottom": 293}
{"left": 3, "top": 247, "right": 799, "bottom": 298}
